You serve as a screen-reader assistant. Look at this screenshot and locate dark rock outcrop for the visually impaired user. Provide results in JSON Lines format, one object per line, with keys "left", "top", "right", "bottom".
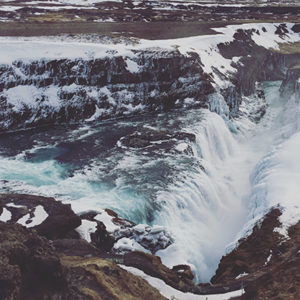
{"left": 0, "top": 193, "right": 81, "bottom": 240}
{"left": 120, "top": 128, "right": 195, "bottom": 149}
{"left": 124, "top": 251, "right": 195, "bottom": 292}
{"left": 0, "top": 221, "right": 65, "bottom": 299}
{"left": 0, "top": 221, "right": 168, "bottom": 300}
{"left": 218, "top": 25, "right": 300, "bottom": 116}
{"left": 79, "top": 209, "right": 174, "bottom": 255}
{"left": 118, "top": 127, "right": 196, "bottom": 156}
{"left": 212, "top": 208, "right": 300, "bottom": 299}
{"left": 212, "top": 208, "right": 283, "bottom": 284}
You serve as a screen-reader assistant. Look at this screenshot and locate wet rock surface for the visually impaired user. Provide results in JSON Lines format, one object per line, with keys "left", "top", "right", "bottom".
{"left": 124, "top": 251, "right": 194, "bottom": 291}
{"left": 119, "top": 127, "right": 196, "bottom": 155}
{"left": 79, "top": 209, "right": 174, "bottom": 255}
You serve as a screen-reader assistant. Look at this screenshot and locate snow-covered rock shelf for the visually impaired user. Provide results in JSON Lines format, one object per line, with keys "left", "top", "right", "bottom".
{"left": 0, "top": 23, "right": 299, "bottom": 131}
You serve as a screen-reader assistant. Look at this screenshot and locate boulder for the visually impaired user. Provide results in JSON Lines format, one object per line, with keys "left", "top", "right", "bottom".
{"left": 120, "top": 128, "right": 196, "bottom": 149}
{"left": 212, "top": 208, "right": 300, "bottom": 299}
{"left": 79, "top": 209, "right": 173, "bottom": 255}
{"left": 172, "top": 264, "right": 194, "bottom": 281}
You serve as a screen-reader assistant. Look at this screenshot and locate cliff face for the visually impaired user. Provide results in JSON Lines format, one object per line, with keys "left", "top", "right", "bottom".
{"left": 212, "top": 208, "right": 300, "bottom": 299}
{"left": 218, "top": 26, "right": 300, "bottom": 111}
{"left": 0, "top": 23, "right": 299, "bottom": 132}
{"left": 0, "top": 51, "right": 213, "bottom": 131}
{"left": 280, "top": 66, "right": 300, "bottom": 98}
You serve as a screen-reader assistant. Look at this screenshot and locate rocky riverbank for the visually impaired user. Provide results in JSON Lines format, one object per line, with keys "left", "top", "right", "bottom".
{"left": 0, "top": 193, "right": 245, "bottom": 299}
{"left": 2, "top": 192, "right": 300, "bottom": 299}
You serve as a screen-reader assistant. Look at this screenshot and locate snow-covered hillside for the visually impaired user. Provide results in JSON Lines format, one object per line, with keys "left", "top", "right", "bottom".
{"left": 0, "top": 23, "right": 299, "bottom": 131}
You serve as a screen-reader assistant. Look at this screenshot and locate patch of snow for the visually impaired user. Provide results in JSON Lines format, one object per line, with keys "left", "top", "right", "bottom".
{"left": 94, "top": 210, "right": 119, "bottom": 232}
{"left": 17, "top": 205, "right": 48, "bottom": 228}
{"left": 94, "top": 18, "right": 116, "bottom": 22}
{"left": 86, "top": 105, "right": 104, "bottom": 122}
{"left": 0, "top": 6, "right": 22, "bottom": 11}
{"left": 120, "top": 265, "right": 245, "bottom": 300}
{"left": 125, "top": 58, "right": 140, "bottom": 73}
{"left": 183, "top": 97, "right": 195, "bottom": 106}
{"left": 235, "top": 272, "right": 248, "bottom": 279}
{"left": 113, "top": 237, "right": 151, "bottom": 254}
{"left": 264, "top": 251, "right": 272, "bottom": 266}
{"left": 32, "top": 5, "right": 96, "bottom": 10}
{"left": 232, "top": 56, "right": 242, "bottom": 64}
{"left": 4, "top": 85, "right": 61, "bottom": 111}
{"left": 0, "top": 208, "right": 12, "bottom": 222}
{"left": 6, "top": 203, "right": 26, "bottom": 208}
{"left": 76, "top": 219, "right": 97, "bottom": 243}
{"left": 175, "top": 143, "right": 188, "bottom": 152}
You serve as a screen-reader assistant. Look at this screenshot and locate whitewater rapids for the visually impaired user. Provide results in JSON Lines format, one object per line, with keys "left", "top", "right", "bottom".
{"left": 0, "top": 81, "right": 299, "bottom": 282}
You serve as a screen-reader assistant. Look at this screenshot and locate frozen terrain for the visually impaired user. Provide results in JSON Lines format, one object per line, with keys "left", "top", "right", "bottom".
{"left": 0, "top": 22, "right": 299, "bottom": 285}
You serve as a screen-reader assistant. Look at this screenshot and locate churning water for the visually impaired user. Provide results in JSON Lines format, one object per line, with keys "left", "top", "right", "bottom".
{"left": 0, "top": 81, "right": 298, "bottom": 282}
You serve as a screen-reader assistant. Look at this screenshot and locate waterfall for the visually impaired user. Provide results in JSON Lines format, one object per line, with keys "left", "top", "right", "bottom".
{"left": 0, "top": 80, "right": 299, "bottom": 283}
{"left": 154, "top": 110, "right": 256, "bottom": 282}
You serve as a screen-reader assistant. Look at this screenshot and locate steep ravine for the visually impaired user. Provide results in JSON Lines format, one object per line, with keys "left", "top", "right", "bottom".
{"left": 0, "top": 23, "right": 300, "bottom": 299}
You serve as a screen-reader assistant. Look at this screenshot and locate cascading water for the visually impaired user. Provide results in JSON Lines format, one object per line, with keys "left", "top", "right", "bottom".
{"left": 0, "top": 80, "right": 298, "bottom": 282}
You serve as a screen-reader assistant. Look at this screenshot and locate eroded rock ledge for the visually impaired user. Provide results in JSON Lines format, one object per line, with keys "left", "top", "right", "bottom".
{"left": 0, "top": 23, "right": 299, "bottom": 132}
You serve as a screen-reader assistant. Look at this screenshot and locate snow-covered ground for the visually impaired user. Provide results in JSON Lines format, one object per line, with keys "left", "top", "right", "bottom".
{"left": 120, "top": 265, "right": 244, "bottom": 300}
{"left": 0, "top": 23, "right": 299, "bottom": 89}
